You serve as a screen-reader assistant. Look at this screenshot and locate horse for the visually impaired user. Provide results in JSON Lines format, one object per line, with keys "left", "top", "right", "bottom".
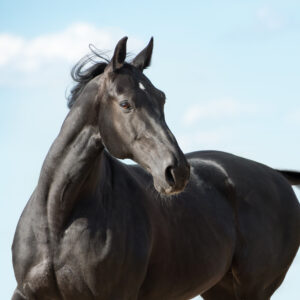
{"left": 12, "top": 37, "right": 300, "bottom": 300}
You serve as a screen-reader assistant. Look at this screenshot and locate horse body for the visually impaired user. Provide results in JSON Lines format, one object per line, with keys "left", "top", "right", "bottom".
{"left": 12, "top": 37, "right": 300, "bottom": 300}
{"left": 13, "top": 148, "right": 300, "bottom": 300}
{"left": 136, "top": 151, "right": 300, "bottom": 300}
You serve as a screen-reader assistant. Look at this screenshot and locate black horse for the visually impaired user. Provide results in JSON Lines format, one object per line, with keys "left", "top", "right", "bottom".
{"left": 12, "top": 37, "right": 300, "bottom": 300}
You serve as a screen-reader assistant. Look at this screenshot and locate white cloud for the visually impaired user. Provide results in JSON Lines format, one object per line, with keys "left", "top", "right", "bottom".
{"left": 0, "top": 23, "right": 143, "bottom": 73}
{"left": 0, "top": 34, "right": 25, "bottom": 65}
{"left": 182, "top": 98, "right": 257, "bottom": 126}
{"left": 256, "top": 6, "right": 284, "bottom": 30}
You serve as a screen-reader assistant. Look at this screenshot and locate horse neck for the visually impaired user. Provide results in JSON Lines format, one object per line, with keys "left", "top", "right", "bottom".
{"left": 36, "top": 82, "right": 104, "bottom": 241}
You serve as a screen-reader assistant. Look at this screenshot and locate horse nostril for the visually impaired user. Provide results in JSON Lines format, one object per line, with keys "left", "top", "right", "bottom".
{"left": 165, "top": 166, "right": 176, "bottom": 187}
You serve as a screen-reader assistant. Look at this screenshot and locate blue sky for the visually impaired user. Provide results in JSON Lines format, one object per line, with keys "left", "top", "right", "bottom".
{"left": 0, "top": 1, "right": 299, "bottom": 299}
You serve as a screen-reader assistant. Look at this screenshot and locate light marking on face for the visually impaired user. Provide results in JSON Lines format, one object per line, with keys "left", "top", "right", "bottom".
{"left": 139, "top": 82, "right": 146, "bottom": 90}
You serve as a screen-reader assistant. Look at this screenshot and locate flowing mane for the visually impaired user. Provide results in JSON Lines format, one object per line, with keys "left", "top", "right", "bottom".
{"left": 67, "top": 47, "right": 109, "bottom": 108}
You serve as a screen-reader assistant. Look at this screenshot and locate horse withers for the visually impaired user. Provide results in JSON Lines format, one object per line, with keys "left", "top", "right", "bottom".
{"left": 12, "top": 37, "right": 300, "bottom": 300}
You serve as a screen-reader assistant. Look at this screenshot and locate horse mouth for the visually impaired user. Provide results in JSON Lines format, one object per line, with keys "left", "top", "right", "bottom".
{"left": 164, "top": 181, "right": 189, "bottom": 195}
{"left": 154, "top": 178, "right": 189, "bottom": 195}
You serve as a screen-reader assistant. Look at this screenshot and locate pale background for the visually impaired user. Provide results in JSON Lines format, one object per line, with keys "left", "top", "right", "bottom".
{"left": 0, "top": 1, "right": 299, "bottom": 299}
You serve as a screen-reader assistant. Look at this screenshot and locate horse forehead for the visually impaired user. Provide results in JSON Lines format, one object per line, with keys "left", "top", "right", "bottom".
{"left": 112, "top": 74, "right": 154, "bottom": 98}
{"left": 113, "top": 74, "right": 137, "bottom": 93}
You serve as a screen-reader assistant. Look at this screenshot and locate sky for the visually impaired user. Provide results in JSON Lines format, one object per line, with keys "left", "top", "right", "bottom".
{"left": 0, "top": 0, "right": 299, "bottom": 299}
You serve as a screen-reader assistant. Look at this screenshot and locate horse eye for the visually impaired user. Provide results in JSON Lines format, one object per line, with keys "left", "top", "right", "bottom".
{"left": 119, "top": 100, "right": 132, "bottom": 110}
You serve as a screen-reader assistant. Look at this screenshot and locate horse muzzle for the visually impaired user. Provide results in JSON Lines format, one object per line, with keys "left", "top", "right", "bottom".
{"left": 153, "top": 156, "right": 190, "bottom": 195}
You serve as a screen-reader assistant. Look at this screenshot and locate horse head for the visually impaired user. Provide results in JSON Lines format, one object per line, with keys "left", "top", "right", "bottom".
{"left": 70, "top": 37, "right": 190, "bottom": 195}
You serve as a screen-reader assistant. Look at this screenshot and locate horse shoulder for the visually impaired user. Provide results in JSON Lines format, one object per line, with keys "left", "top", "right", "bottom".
{"left": 12, "top": 191, "right": 60, "bottom": 298}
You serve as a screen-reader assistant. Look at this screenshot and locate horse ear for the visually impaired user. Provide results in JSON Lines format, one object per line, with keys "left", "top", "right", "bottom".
{"left": 132, "top": 37, "right": 153, "bottom": 71}
{"left": 111, "top": 36, "right": 128, "bottom": 71}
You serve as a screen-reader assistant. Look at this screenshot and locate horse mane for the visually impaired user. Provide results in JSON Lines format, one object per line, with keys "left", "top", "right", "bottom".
{"left": 67, "top": 46, "right": 109, "bottom": 108}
